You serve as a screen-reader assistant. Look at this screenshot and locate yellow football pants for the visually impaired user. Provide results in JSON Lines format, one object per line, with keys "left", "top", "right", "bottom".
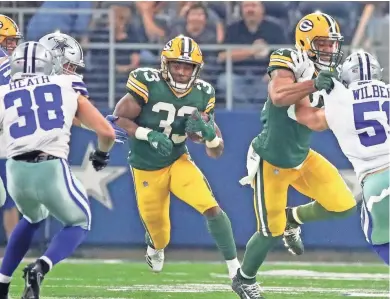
{"left": 131, "top": 154, "right": 218, "bottom": 249}
{"left": 253, "top": 149, "right": 356, "bottom": 237}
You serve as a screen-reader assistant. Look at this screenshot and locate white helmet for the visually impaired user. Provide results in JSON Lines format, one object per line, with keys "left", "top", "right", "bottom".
{"left": 39, "top": 32, "right": 84, "bottom": 76}
{"left": 340, "top": 50, "right": 383, "bottom": 86}
{"left": 10, "top": 41, "right": 53, "bottom": 80}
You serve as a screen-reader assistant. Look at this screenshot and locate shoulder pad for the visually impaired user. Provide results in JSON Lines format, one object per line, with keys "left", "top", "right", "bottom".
{"left": 126, "top": 68, "right": 160, "bottom": 105}
{"left": 194, "top": 79, "right": 216, "bottom": 114}
{"left": 194, "top": 79, "right": 215, "bottom": 96}
{"left": 268, "top": 48, "right": 295, "bottom": 70}
{"left": 60, "top": 74, "right": 89, "bottom": 98}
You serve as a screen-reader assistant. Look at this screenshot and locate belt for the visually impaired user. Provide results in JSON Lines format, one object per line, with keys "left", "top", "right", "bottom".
{"left": 12, "top": 151, "right": 59, "bottom": 163}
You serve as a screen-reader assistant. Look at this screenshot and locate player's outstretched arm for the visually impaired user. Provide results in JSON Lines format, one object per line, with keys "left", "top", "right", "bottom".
{"left": 295, "top": 96, "right": 329, "bottom": 131}
{"left": 76, "top": 95, "right": 116, "bottom": 152}
{"left": 113, "top": 93, "right": 142, "bottom": 137}
{"left": 268, "top": 69, "right": 318, "bottom": 107}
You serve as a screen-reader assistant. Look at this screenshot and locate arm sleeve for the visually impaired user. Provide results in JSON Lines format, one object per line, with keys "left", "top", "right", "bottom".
{"left": 71, "top": 76, "right": 89, "bottom": 98}
{"left": 126, "top": 68, "right": 150, "bottom": 107}
{"left": 267, "top": 48, "right": 295, "bottom": 76}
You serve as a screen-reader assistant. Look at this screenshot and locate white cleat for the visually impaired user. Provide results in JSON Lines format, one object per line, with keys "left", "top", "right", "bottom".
{"left": 145, "top": 246, "right": 165, "bottom": 273}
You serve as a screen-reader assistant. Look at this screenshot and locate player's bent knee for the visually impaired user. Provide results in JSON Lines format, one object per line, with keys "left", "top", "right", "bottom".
{"left": 329, "top": 205, "right": 357, "bottom": 218}
{"left": 203, "top": 206, "right": 221, "bottom": 217}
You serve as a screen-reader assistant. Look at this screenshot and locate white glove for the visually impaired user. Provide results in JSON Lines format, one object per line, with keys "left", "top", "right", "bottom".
{"left": 239, "top": 141, "right": 261, "bottom": 187}
{"left": 287, "top": 50, "right": 315, "bottom": 82}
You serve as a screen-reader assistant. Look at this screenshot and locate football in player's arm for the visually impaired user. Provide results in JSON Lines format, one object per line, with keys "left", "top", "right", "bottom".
{"left": 111, "top": 71, "right": 224, "bottom": 159}
{"left": 105, "top": 35, "right": 240, "bottom": 279}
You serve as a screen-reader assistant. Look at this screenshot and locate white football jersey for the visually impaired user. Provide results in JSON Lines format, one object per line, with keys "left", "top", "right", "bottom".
{"left": 323, "top": 79, "right": 390, "bottom": 183}
{"left": 0, "top": 74, "right": 89, "bottom": 159}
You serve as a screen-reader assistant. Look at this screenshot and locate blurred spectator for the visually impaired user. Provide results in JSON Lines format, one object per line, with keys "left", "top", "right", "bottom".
{"left": 217, "top": 1, "right": 287, "bottom": 105}
{"left": 84, "top": 4, "right": 143, "bottom": 103}
{"left": 168, "top": 3, "right": 219, "bottom": 45}
{"left": 177, "top": 2, "right": 224, "bottom": 43}
{"left": 26, "top": 1, "right": 93, "bottom": 41}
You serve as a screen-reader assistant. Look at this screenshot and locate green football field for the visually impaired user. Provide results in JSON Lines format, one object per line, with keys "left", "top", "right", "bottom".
{"left": 7, "top": 259, "right": 389, "bottom": 299}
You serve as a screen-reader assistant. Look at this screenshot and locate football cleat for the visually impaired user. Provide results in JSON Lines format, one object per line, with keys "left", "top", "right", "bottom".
{"left": 21, "top": 262, "right": 44, "bottom": 299}
{"left": 145, "top": 246, "right": 164, "bottom": 273}
{"left": 283, "top": 222, "right": 304, "bottom": 256}
{"left": 231, "top": 270, "right": 265, "bottom": 299}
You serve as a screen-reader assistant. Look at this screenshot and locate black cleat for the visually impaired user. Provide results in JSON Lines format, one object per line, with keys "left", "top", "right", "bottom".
{"left": 21, "top": 262, "right": 44, "bottom": 299}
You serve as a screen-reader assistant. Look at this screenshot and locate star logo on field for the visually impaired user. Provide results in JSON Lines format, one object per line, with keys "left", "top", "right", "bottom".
{"left": 71, "top": 143, "right": 127, "bottom": 210}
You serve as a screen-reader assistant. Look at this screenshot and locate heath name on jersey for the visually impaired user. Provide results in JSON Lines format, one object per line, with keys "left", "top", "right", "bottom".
{"left": 0, "top": 74, "right": 88, "bottom": 159}
{"left": 126, "top": 67, "right": 215, "bottom": 170}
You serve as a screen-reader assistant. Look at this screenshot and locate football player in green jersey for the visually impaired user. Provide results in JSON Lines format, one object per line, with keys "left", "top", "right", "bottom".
{"left": 106, "top": 35, "right": 240, "bottom": 278}
{"left": 231, "top": 13, "right": 357, "bottom": 299}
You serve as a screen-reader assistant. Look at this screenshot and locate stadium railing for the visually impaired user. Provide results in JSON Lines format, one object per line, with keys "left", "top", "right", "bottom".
{"left": 2, "top": 7, "right": 389, "bottom": 110}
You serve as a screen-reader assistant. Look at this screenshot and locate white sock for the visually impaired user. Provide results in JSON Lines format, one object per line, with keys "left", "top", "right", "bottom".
{"left": 240, "top": 268, "right": 256, "bottom": 279}
{"left": 147, "top": 246, "right": 163, "bottom": 255}
{"left": 292, "top": 207, "right": 304, "bottom": 224}
{"left": 39, "top": 256, "right": 53, "bottom": 271}
{"left": 226, "top": 257, "right": 240, "bottom": 270}
{"left": 0, "top": 274, "right": 11, "bottom": 284}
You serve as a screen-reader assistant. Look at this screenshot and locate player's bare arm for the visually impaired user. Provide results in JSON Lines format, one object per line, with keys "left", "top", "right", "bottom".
{"left": 268, "top": 69, "right": 317, "bottom": 107}
{"left": 76, "top": 94, "right": 116, "bottom": 152}
{"left": 295, "top": 96, "right": 329, "bottom": 131}
{"left": 113, "top": 93, "right": 142, "bottom": 137}
{"left": 205, "top": 124, "right": 224, "bottom": 159}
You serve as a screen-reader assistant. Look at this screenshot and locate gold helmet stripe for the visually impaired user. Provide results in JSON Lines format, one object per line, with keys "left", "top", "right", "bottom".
{"left": 321, "top": 13, "right": 337, "bottom": 34}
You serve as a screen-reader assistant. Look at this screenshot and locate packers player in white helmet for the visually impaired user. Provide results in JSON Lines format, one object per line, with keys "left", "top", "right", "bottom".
{"left": 105, "top": 35, "right": 241, "bottom": 279}
{"left": 233, "top": 12, "right": 356, "bottom": 298}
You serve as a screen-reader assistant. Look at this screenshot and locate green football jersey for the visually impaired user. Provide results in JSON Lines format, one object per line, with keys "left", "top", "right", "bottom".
{"left": 252, "top": 48, "right": 338, "bottom": 168}
{"left": 126, "top": 67, "right": 216, "bottom": 170}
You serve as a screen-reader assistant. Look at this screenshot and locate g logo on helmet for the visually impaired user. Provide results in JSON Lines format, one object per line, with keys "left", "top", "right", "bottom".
{"left": 299, "top": 19, "right": 313, "bottom": 32}
{"left": 0, "top": 22, "right": 3, "bottom": 29}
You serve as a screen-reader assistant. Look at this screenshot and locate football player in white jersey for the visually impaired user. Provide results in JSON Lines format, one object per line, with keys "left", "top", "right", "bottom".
{"left": 0, "top": 41, "right": 116, "bottom": 299}
{"left": 292, "top": 51, "right": 389, "bottom": 265}
{"left": 0, "top": 14, "right": 24, "bottom": 242}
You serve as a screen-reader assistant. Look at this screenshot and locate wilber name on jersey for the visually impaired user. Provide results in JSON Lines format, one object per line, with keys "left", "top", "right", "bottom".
{"left": 323, "top": 80, "right": 390, "bottom": 183}
{"left": 126, "top": 67, "right": 216, "bottom": 170}
{"left": 0, "top": 74, "right": 89, "bottom": 160}
{"left": 352, "top": 82, "right": 390, "bottom": 101}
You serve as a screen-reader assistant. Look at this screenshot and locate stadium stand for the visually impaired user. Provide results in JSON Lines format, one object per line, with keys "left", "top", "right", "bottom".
{"left": 0, "top": 1, "right": 388, "bottom": 108}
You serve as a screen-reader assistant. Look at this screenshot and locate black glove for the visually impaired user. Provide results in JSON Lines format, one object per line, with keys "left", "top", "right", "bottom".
{"left": 89, "top": 150, "right": 110, "bottom": 171}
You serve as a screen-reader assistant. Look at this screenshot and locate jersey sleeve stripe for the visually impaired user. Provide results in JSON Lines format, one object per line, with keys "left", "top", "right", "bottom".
{"left": 270, "top": 55, "right": 292, "bottom": 62}
{"left": 128, "top": 76, "right": 148, "bottom": 94}
{"left": 204, "top": 97, "right": 215, "bottom": 113}
{"left": 126, "top": 80, "right": 149, "bottom": 103}
{"left": 72, "top": 82, "right": 89, "bottom": 97}
{"left": 269, "top": 61, "right": 290, "bottom": 68}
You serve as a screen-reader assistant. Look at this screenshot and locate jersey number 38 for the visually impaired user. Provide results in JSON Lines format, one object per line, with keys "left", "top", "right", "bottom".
{"left": 4, "top": 84, "right": 65, "bottom": 139}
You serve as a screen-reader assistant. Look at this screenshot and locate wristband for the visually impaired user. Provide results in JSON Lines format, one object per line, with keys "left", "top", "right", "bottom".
{"left": 205, "top": 136, "right": 221, "bottom": 148}
{"left": 135, "top": 127, "right": 152, "bottom": 141}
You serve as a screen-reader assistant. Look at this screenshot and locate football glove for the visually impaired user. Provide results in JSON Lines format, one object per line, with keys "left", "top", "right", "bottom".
{"left": 185, "top": 110, "right": 216, "bottom": 142}
{"left": 106, "top": 115, "right": 128, "bottom": 144}
{"left": 147, "top": 131, "right": 173, "bottom": 157}
{"left": 314, "top": 71, "right": 335, "bottom": 94}
{"left": 89, "top": 150, "right": 110, "bottom": 171}
{"left": 287, "top": 49, "right": 315, "bottom": 82}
